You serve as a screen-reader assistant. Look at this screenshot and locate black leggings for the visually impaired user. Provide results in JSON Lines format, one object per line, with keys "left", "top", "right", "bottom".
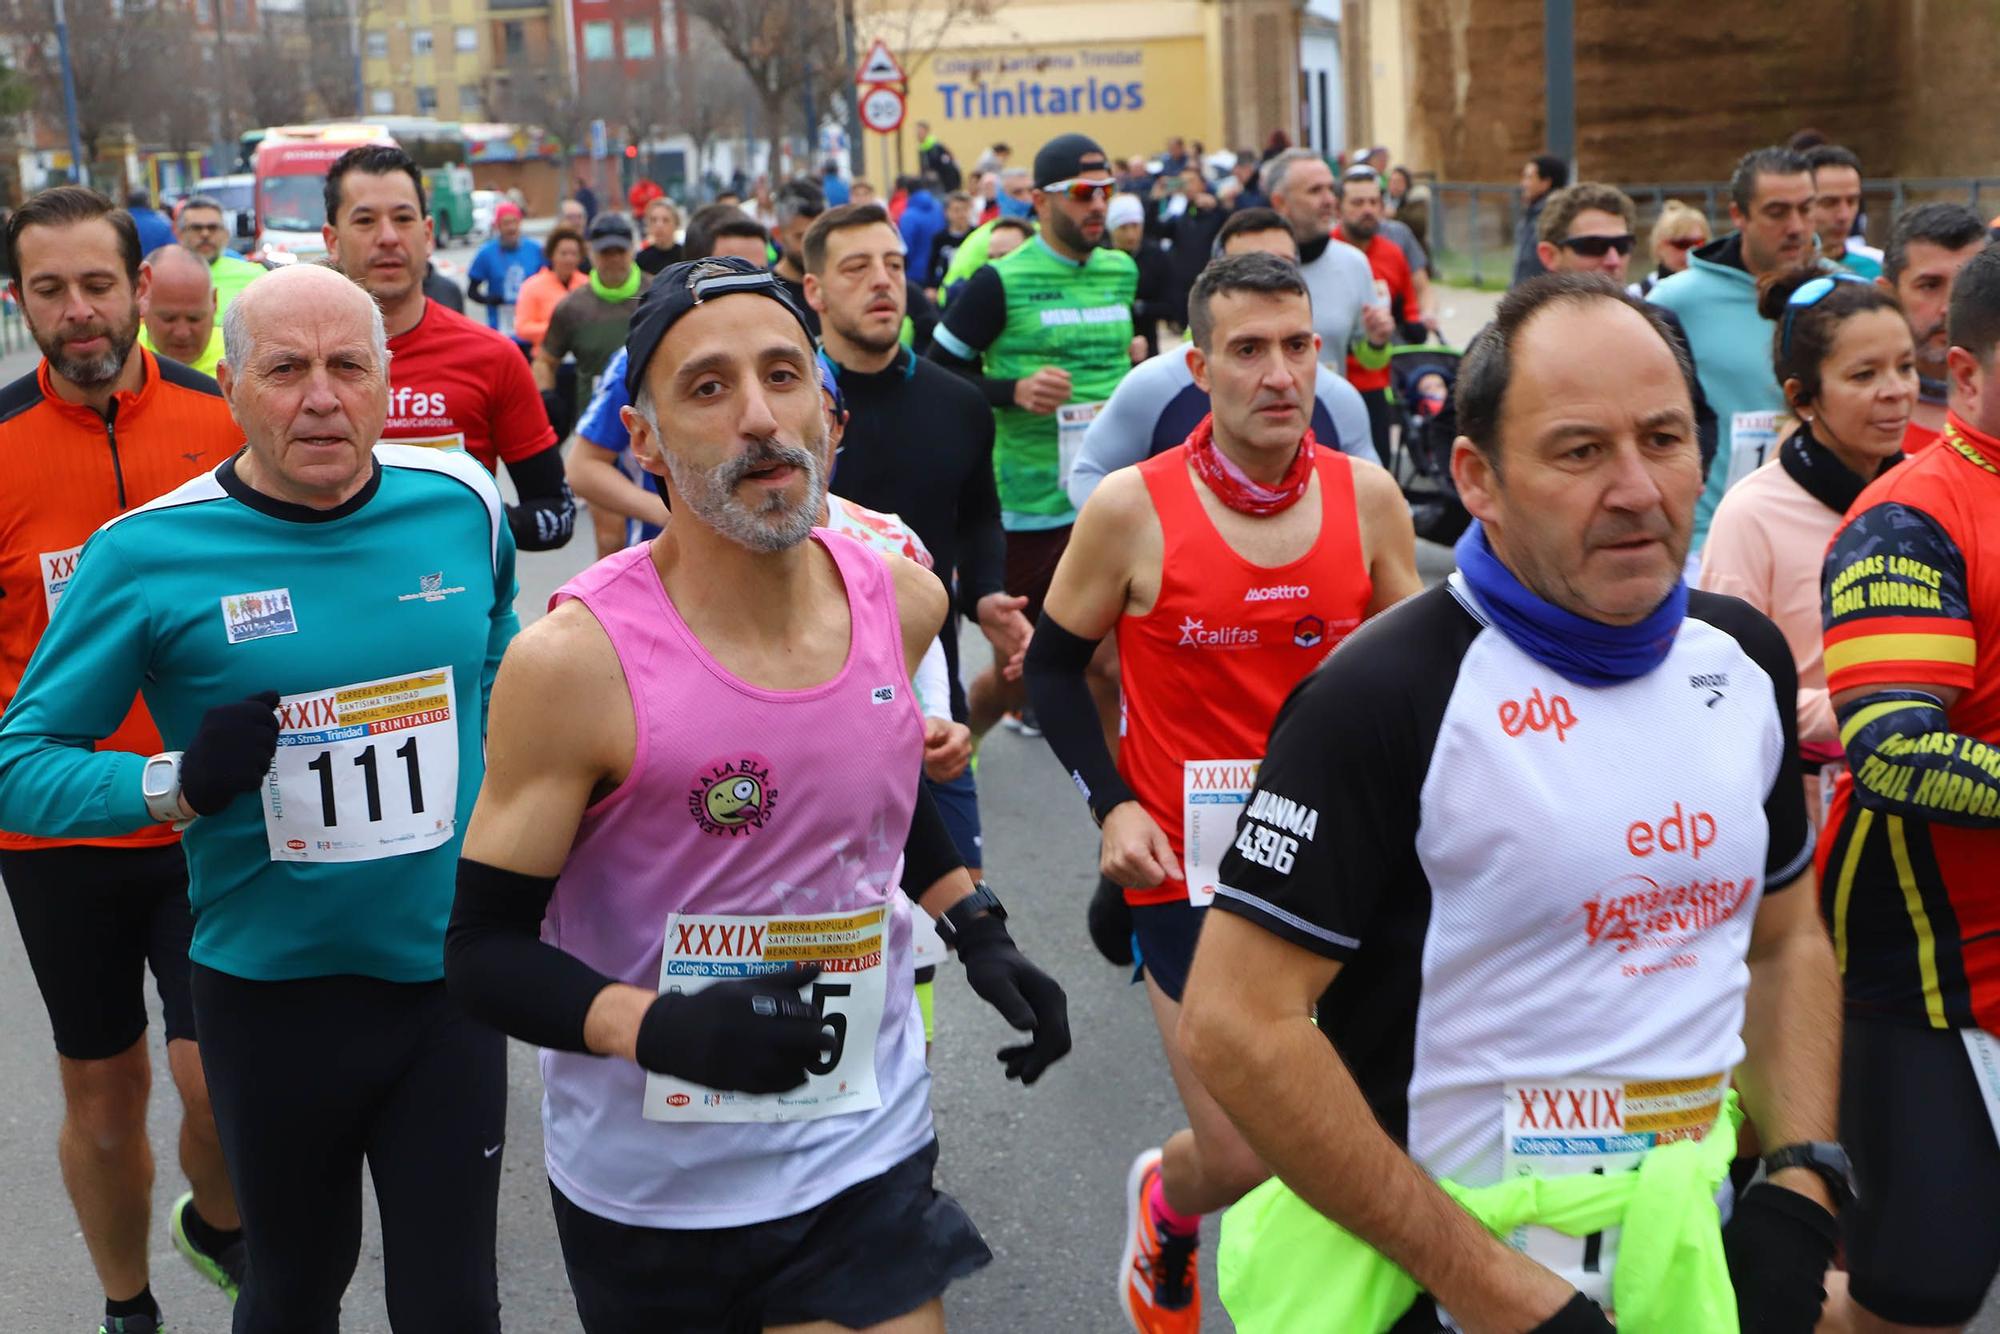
{"left": 190, "top": 965, "right": 506, "bottom": 1333}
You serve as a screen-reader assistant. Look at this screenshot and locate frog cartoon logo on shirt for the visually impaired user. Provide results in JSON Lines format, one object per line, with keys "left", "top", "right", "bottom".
{"left": 689, "top": 755, "right": 779, "bottom": 837}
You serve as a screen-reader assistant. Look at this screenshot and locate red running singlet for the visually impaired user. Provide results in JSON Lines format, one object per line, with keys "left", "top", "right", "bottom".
{"left": 1115, "top": 442, "right": 1372, "bottom": 907}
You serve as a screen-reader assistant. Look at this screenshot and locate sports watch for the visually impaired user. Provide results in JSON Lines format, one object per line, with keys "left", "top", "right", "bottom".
{"left": 140, "top": 752, "right": 189, "bottom": 827}
{"left": 1761, "top": 1141, "right": 1857, "bottom": 1210}
{"left": 934, "top": 883, "right": 1007, "bottom": 947}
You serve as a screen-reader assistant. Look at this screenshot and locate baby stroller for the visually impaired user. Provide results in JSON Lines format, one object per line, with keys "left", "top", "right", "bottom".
{"left": 1386, "top": 342, "right": 1470, "bottom": 546}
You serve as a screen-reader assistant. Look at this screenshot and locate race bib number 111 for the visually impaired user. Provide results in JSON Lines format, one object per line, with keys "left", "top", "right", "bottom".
{"left": 261, "top": 667, "right": 460, "bottom": 863}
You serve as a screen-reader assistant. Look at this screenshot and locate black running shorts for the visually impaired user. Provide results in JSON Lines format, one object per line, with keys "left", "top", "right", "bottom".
{"left": 1, "top": 842, "right": 195, "bottom": 1060}
{"left": 1841, "top": 1012, "right": 2000, "bottom": 1326}
{"left": 549, "top": 1138, "right": 990, "bottom": 1334}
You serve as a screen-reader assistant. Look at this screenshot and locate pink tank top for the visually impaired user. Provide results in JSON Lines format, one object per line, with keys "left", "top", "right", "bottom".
{"left": 537, "top": 530, "right": 935, "bottom": 1229}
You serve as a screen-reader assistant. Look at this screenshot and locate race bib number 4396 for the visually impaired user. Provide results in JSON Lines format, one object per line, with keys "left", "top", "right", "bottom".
{"left": 644, "top": 908, "right": 888, "bottom": 1124}
{"left": 261, "top": 667, "right": 460, "bottom": 863}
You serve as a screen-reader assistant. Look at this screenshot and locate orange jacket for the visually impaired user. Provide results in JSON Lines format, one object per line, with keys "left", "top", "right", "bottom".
{"left": 0, "top": 349, "right": 242, "bottom": 850}
{"left": 514, "top": 269, "right": 588, "bottom": 352}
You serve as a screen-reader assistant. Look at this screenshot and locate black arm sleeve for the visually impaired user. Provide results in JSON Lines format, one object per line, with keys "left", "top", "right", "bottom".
{"left": 901, "top": 777, "right": 966, "bottom": 900}
{"left": 467, "top": 275, "right": 496, "bottom": 308}
{"left": 905, "top": 278, "right": 940, "bottom": 356}
{"left": 1024, "top": 612, "right": 1136, "bottom": 822}
{"left": 446, "top": 859, "right": 617, "bottom": 1053}
{"left": 502, "top": 441, "right": 577, "bottom": 551}
{"left": 956, "top": 398, "right": 1007, "bottom": 615}
{"left": 929, "top": 265, "right": 1016, "bottom": 408}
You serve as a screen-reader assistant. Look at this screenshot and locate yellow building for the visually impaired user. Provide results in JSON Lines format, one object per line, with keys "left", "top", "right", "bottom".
{"left": 856, "top": 0, "right": 1305, "bottom": 171}
{"left": 362, "top": 0, "right": 498, "bottom": 120}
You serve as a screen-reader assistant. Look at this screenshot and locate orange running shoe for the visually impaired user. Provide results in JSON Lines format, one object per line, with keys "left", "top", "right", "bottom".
{"left": 1118, "top": 1147, "right": 1201, "bottom": 1333}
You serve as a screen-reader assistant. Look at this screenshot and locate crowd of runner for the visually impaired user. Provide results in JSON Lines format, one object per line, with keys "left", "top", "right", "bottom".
{"left": 0, "top": 118, "right": 1994, "bottom": 1334}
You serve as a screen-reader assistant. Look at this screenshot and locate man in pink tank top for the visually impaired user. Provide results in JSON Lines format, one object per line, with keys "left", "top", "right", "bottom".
{"left": 444, "top": 257, "right": 1069, "bottom": 1334}
{"left": 1025, "top": 252, "right": 1420, "bottom": 1334}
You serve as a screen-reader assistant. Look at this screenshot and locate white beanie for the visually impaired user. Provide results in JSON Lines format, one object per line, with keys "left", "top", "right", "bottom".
{"left": 1106, "top": 193, "right": 1146, "bottom": 231}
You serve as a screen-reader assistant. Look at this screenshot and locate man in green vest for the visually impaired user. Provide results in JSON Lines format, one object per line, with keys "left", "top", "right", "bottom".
{"left": 173, "top": 195, "right": 264, "bottom": 313}
{"left": 930, "top": 132, "right": 1136, "bottom": 744}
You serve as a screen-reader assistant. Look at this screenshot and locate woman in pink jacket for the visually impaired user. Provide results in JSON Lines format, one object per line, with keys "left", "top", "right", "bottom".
{"left": 1699, "top": 269, "right": 1916, "bottom": 821}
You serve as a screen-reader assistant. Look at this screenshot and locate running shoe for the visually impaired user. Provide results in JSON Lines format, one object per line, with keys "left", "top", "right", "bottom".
{"left": 169, "top": 1191, "right": 244, "bottom": 1302}
{"left": 1000, "top": 709, "right": 1043, "bottom": 739}
{"left": 1118, "top": 1147, "right": 1200, "bottom": 1333}
{"left": 99, "top": 1315, "right": 164, "bottom": 1333}
{"left": 1088, "top": 874, "right": 1135, "bottom": 966}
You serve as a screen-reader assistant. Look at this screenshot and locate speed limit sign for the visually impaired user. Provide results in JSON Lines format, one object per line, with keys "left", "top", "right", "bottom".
{"left": 858, "top": 83, "right": 906, "bottom": 135}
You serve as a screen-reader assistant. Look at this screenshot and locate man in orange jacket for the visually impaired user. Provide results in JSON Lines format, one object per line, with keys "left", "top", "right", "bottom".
{"left": 2, "top": 186, "right": 247, "bottom": 1332}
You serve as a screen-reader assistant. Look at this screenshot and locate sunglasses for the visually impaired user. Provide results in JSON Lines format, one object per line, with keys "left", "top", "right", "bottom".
{"left": 1662, "top": 236, "right": 1705, "bottom": 251}
{"left": 1556, "top": 233, "right": 1635, "bottom": 258}
{"left": 1780, "top": 272, "right": 1869, "bottom": 358}
{"left": 1039, "top": 178, "right": 1115, "bottom": 204}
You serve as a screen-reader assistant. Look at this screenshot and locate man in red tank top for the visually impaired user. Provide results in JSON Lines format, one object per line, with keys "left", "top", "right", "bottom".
{"left": 1025, "top": 252, "right": 1419, "bottom": 1334}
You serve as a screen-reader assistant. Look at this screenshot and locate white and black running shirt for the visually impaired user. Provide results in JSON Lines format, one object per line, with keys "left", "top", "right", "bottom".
{"left": 1213, "top": 577, "right": 1814, "bottom": 1188}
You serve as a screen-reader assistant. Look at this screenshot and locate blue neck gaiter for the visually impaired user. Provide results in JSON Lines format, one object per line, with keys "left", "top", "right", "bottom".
{"left": 1453, "top": 521, "right": 1686, "bottom": 687}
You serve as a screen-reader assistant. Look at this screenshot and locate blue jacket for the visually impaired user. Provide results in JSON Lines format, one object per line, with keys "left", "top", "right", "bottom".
{"left": 899, "top": 190, "right": 947, "bottom": 285}
{"left": 822, "top": 174, "right": 851, "bottom": 207}
{"left": 1648, "top": 234, "right": 1787, "bottom": 549}
{"left": 129, "top": 206, "right": 175, "bottom": 256}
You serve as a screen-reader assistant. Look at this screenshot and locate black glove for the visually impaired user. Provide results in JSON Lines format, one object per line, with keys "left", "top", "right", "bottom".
{"left": 181, "top": 690, "right": 281, "bottom": 815}
{"left": 1722, "top": 1181, "right": 1838, "bottom": 1333}
{"left": 952, "top": 911, "right": 1071, "bottom": 1083}
{"left": 1087, "top": 874, "right": 1135, "bottom": 966}
{"left": 635, "top": 965, "right": 826, "bottom": 1094}
{"left": 1528, "top": 1292, "right": 1615, "bottom": 1332}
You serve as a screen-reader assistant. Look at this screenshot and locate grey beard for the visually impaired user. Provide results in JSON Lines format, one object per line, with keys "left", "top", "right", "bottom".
{"left": 36, "top": 319, "right": 138, "bottom": 390}
{"left": 663, "top": 430, "right": 827, "bottom": 553}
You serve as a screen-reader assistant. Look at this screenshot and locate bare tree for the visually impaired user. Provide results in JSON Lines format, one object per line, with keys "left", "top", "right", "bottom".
{"left": 674, "top": 29, "right": 752, "bottom": 189}
{"left": 304, "top": 0, "right": 361, "bottom": 121}
{"left": 6, "top": 0, "right": 159, "bottom": 165}
{"left": 684, "top": 0, "right": 843, "bottom": 179}
{"left": 243, "top": 19, "right": 312, "bottom": 128}
{"left": 861, "top": 0, "right": 1007, "bottom": 85}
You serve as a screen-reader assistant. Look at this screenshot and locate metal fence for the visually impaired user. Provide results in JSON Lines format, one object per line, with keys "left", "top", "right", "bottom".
{"left": 1420, "top": 177, "right": 2000, "bottom": 289}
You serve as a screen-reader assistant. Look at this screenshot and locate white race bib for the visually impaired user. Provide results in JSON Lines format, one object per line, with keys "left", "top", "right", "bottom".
{"left": 1724, "top": 411, "right": 1781, "bottom": 490}
{"left": 261, "top": 667, "right": 460, "bottom": 863}
{"left": 1502, "top": 1073, "right": 1726, "bottom": 1308}
{"left": 1184, "top": 758, "right": 1260, "bottom": 907}
{"left": 389, "top": 432, "right": 468, "bottom": 451}
{"left": 39, "top": 544, "right": 82, "bottom": 619}
{"left": 643, "top": 908, "right": 888, "bottom": 1124}
{"left": 1964, "top": 1029, "right": 2000, "bottom": 1150}
{"left": 1057, "top": 400, "right": 1104, "bottom": 492}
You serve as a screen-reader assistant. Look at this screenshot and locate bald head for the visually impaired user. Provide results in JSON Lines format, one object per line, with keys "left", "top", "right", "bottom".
{"left": 222, "top": 263, "right": 387, "bottom": 380}
{"left": 217, "top": 264, "right": 391, "bottom": 509}
{"left": 141, "top": 245, "right": 217, "bottom": 367}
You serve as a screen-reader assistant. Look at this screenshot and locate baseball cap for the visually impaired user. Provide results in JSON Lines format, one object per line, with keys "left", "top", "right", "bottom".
{"left": 1106, "top": 193, "right": 1145, "bottom": 231}
{"left": 588, "top": 213, "right": 636, "bottom": 249}
{"left": 493, "top": 200, "right": 523, "bottom": 223}
{"left": 623, "top": 256, "right": 816, "bottom": 401}
{"left": 1033, "top": 133, "right": 1111, "bottom": 188}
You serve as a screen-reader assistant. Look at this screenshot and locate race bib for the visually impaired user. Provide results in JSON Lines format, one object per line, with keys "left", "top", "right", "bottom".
{"left": 39, "top": 544, "right": 82, "bottom": 619}
{"left": 1502, "top": 1073, "right": 1726, "bottom": 1308}
{"left": 1185, "top": 758, "right": 1260, "bottom": 907}
{"left": 1057, "top": 400, "right": 1103, "bottom": 491}
{"left": 1724, "top": 411, "right": 1781, "bottom": 490}
{"left": 643, "top": 908, "right": 888, "bottom": 1124}
{"left": 261, "top": 667, "right": 460, "bottom": 863}
{"left": 1964, "top": 1029, "right": 2000, "bottom": 1150}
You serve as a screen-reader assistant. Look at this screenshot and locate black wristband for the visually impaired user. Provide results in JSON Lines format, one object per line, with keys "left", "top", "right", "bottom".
{"left": 1530, "top": 1292, "right": 1615, "bottom": 1333}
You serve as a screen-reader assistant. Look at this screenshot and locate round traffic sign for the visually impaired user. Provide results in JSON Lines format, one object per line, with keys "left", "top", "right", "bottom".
{"left": 859, "top": 84, "right": 906, "bottom": 135}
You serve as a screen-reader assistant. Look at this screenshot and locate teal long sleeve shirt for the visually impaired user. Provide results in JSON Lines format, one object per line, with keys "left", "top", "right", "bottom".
{"left": 0, "top": 444, "right": 519, "bottom": 982}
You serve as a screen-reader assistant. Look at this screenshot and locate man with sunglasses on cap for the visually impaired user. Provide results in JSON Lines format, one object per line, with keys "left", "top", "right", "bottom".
{"left": 1650, "top": 145, "right": 1822, "bottom": 554}
{"left": 446, "top": 256, "right": 1070, "bottom": 1333}
{"left": 930, "top": 132, "right": 1137, "bottom": 746}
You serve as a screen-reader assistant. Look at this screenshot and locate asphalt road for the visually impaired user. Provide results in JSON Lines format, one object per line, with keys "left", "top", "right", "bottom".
{"left": 0, "top": 252, "right": 1993, "bottom": 1330}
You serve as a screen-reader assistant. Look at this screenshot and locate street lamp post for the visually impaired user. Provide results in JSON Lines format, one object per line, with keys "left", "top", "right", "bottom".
{"left": 51, "top": 0, "right": 88, "bottom": 185}
{"left": 1544, "top": 0, "right": 1575, "bottom": 174}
